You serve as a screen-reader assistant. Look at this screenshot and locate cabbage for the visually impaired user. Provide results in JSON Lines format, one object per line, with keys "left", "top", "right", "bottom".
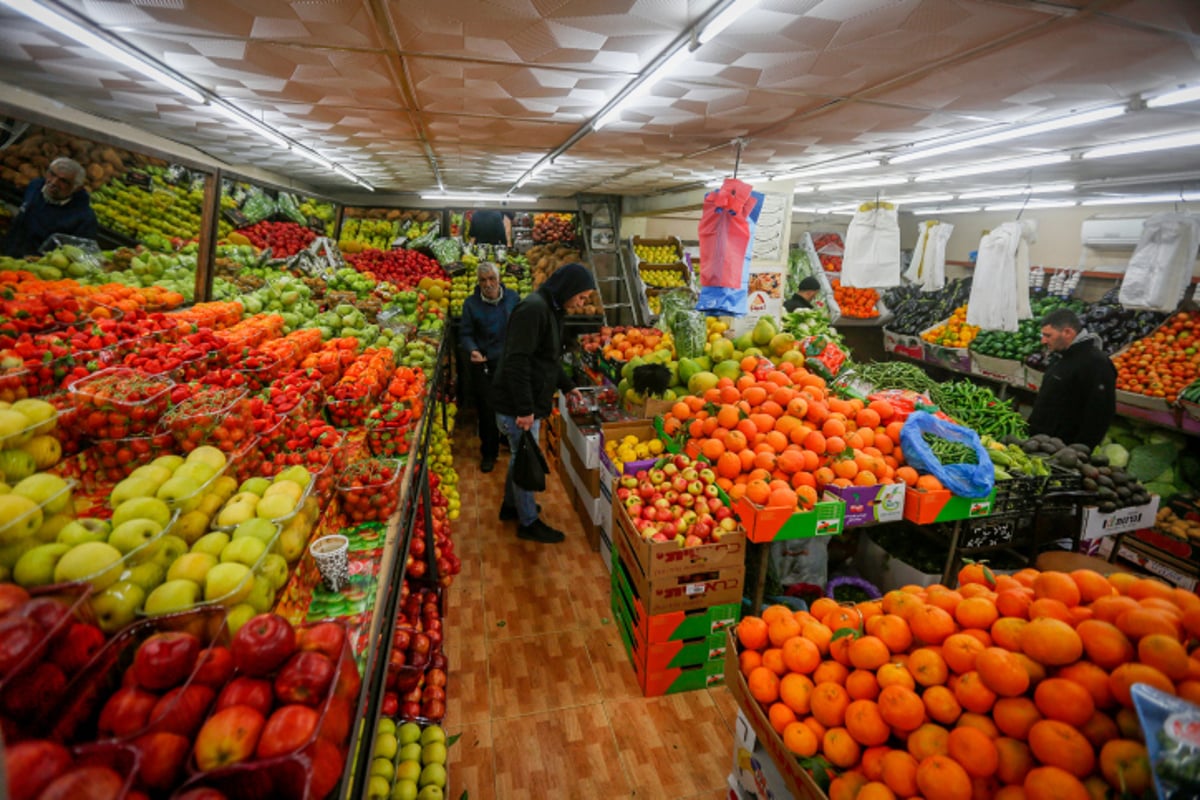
{"left": 1100, "top": 443, "right": 1130, "bottom": 468}
{"left": 1127, "top": 443, "right": 1178, "bottom": 484}
{"left": 1145, "top": 481, "right": 1178, "bottom": 501}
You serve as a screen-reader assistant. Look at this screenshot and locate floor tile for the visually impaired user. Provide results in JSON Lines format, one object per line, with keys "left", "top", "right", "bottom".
{"left": 481, "top": 543, "right": 579, "bottom": 640}
{"left": 707, "top": 684, "right": 742, "bottom": 736}
{"left": 584, "top": 619, "right": 643, "bottom": 701}
{"left": 488, "top": 629, "right": 605, "bottom": 719}
{"left": 606, "top": 691, "right": 733, "bottom": 798}
{"left": 490, "top": 703, "right": 632, "bottom": 799}
{"left": 446, "top": 601, "right": 490, "bottom": 727}
{"left": 447, "top": 723, "right": 496, "bottom": 800}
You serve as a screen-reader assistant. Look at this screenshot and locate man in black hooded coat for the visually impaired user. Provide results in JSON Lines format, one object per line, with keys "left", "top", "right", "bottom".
{"left": 491, "top": 262, "right": 596, "bottom": 542}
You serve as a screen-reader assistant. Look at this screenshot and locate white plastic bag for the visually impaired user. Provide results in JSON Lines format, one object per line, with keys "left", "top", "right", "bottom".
{"left": 967, "top": 220, "right": 1037, "bottom": 332}
{"left": 904, "top": 221, "right": 954, "bottom": 291}
{"left": 1119, "top": 213, "right": 1200, "bottom": 311}
{"left": 842, "top": 203, "right": 901, "bottom": 288}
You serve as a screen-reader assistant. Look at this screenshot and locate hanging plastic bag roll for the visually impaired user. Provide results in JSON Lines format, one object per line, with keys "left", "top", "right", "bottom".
{"left": 899, "top": 411, "right": 995, "bottom": 498}
{"left": 1118, "top": 212, "right": 1200, "bottom": 311}
{"left": 841, "top": 203, "right": 901, "bottom": 288}
{"left": 697, "top": 179, "right": 763, "bottom": 316}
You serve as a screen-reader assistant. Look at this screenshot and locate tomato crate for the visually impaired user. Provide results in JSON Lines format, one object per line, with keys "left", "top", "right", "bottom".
{"left": 74, "top": 432, "right": 175, "bottom": 490}
{"left": 255, "top": 384, "right": 322, "bottom": 453}
{"left": 69, "top": 367, "right": 173, "bottom": 438}
{"left": 173, "top": 620, "right": 360, "bottom": 800}
{"left": 365, "top": 412, "right": 416, "bottom": 458}
{"left": 234, "top": 339, "right": 298, "bottom": 392}
{"left": 0, "top": 362, "right": 30, "bottom": 402}
{"left": 337, "top": 457, "right": 403, "bottom": 524}
{"left": 159, "top": 386, "right": 257, "bottom": 454}
{"left": 0, "top": 582, "right": 95, "bottom": 743}
{"left": 324, "top": 390, "right": 377, "bottom": 428}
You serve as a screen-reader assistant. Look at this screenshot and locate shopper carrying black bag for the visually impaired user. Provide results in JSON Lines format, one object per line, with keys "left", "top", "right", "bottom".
{"left": 512, "top": 430, "right": 549, "bottom": 491}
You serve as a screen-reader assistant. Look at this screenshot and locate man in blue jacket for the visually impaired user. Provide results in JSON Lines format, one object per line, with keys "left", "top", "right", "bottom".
{"left": 460, "top": 262, "right": 519, "bottom": 473}
{"left": 2, "top": 158, "right": 98, "bottom": 257}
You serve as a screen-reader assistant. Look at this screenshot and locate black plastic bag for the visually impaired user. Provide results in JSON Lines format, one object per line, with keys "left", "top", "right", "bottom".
{"left": 513, "top": 430, "right": 549, "bottom": 491}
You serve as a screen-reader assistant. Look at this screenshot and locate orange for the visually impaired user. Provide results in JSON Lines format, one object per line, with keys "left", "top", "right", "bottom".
{"left": 1024, "top": 766, "right": 1089, "bottom": 800}
{"left": 1137, "top": 633, "right": 1190, "bottom": 680}
{"left": 1019, "top": 617, "right": 1082, "bottom": 666}
{"left": 926, "top": 587, "right": 964, "bottom": 615}
{"left": 1027, "top": 597, "right": 1073, "bottom": 624}
{"left": 781, "top": 635, "right": 821, "bottom": 675}
{"left": 811, "top": 681, "right": 851, "bottom": 728}
{"left": 809, "top": 597, "right": 839, "bottom": 620}
{"left": 877, "top": 662, "right": 916, "bottom": 691}
{"left": 909, "top": 647, "right": 949, "bottom": 687}
{"left": 911, "top": 605, "right": 957, "bottom": 645}
{"left": 954, "top": 670, "right": 997, "bottom": 714}
{"left": 956, "top": 711, "right": 1001, "bottom": 739}
{"left": 812, "top": 659, "right": 849, "bottom": 686}
{"left": 955, "top": 596, "right": 1000, "bottom": 630}
{"left": 1033, "top": 678, "right": 1094, "bottom": 727}
{"left": 846, "top": 699, "right": 891, "bottom": 746}
{"left": 779, "top": 672, "right": 815, "bottom": 715}
{"left": 1032, "top": 571, "right": 1081, "bottom": 607}
{"left": 1070, "top": 569, "right": 1114, "bottom": 603}
{"left": 739, "top": 649, "right": 763, "bottom": 677}
{"left": 1058, "top": 661, "right": 1115, "bottom": 709}
{"left": 1109, "top": 662, "right": 1176, "bottom": 708}
{"left": 878, "top": 684, "right": 926, "bottom": 732}
{"left": 767, "top": 615, "right": 802, "bottom": 647}
{"left": 993, "top": 697, "right": 1041, "bottom": 741}
{"left": 1027, "top": 720, "right": 1095, "bottom": 778}
{"left": 916, "top": 754, "right": 973, "bottom": 800}
{"left": 1079, "top": 710, "right": 1120, "bottom": 751}
{"left": 857, "top": 781, "right": 896, "bottom": 800}
{"left": 829, "top": 772, "right": 869, "bottom": 800}
{"left": 1076, "top": 619, "right": 1134, "bottom": 670}
{"left": 849, "top": 635, "right": 891, "bottom": 670}
{"left": 823, "top": 727, "right": 862, "bottom": 768}
{"left": 861, "top": 745, "right": 891, "bottom": 782}
{"left": 882, "top": 750, "right": 920, "bottom": 797}
{"left": 1090, "top": 595, "right": 1139, "bottom": 624}
{"left": 737, "top": 616, "right": 768, "bottom": 651}
{"left": 768, "top": 702, "right": 797, "bottom": 733}
{"left": 824, "top": 606, "right": 866, "bottom": 633}
{"left": 922, "top": 685, "right": 963, "bottom": 725}
{"left": 782, "top": 720, "right": 819, "bottom": 757}
{"left": 748, "top": 666, "right": 780, "bottom": 704}
{"left": 761, "top": 647, "right": 786, "bottom": 675}
{"left": 1115, "top": 607, "right": 1180, "bottom": 640}
{"left": 847, "top": 669, "right": 881, "bottom": 701}
{"left": 942, "top": 633, "right": 986, "bottom": 675}
{"left": 995, "top": 737, "right": 1034, "bottom": 786}
{"left": 907, "top": 723, "right": 950, "bottom": 761}
{"left": 1126, "top": 577, "right": 1175, "bottom": 601}
{"left": 990, "top": 618, "right": 1028, "bottom": 652}
{"left": 975, "top": 647, "right": 1030, "bottom": 697}
{"left": 995, "top": 589, "right": 1033, "bottom": 620}
{"left": 948, "top": 726, "right": 999, "bottom": 778}
{"left": 1098, "top": 739, "right": 1152, "bottom": 797}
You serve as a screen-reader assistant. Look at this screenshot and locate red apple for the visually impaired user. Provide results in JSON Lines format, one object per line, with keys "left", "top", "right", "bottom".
{"left": 191, "top": 646, "right": 234, "bottom": 689}
{"left": 173, "top": 789, "right": 229, "bottom": 800}
{"left": 149, "top": 684, "right": 215, "bottom": 738}
{"left": 0, "top": 583, "right": 31, "bottom": 616}
{"left": 308, "top": 737, "right": 346, "bottom": 800}
{"left": 255, "top": 704, "right": 319, "bottom": 758}
{"left": 298, "top": 621, "right": 345, "bottom": 662}
{"left": 15, "top": 597, "right": 71, "bottom": 634}
{"left": 36, "top": 765, "right": 125, "bottom": 800}
{"left": 273, "top": 651, "right": 334, "bottom": 707}
{"left": 133, "top": 632, "right": 202, "bottom": 691}
{"left": 98, "top": 686, "right": 158, "bottom": 738}
{"left": 2, "top": 660, "right": 66, "bottom": 717}
{"left": 215, "top": 676, "right": 274, "bottom": 716}
{"left": 50, "top": 622, "right": 105, "bottom": 675}
{"left": 192, "top": 705, "right": 266, "bottom": 771}
{"left": 0, "top": 615, "right": 43, "bottom": 676}
{"left": 230, "top": 614, "right": 296, "bottom": 677}
{"left": 5, "top": 738, "right": 71, "bottom": 800}
{"left": 134, "top": 731, "right": 191, "bottom": 791}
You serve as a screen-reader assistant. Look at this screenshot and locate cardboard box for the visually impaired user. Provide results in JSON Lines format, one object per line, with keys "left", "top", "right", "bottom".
{"left": 822, "top": 482, "right": 905, "bottom": 527}
{"left": 557, "top": 394, "right": 601, "bottom": 468}
{"left": 613, "top": 497, "right": 746, "bottom": 580}
{"left": 1112, "top": 536, "right": 1200, "bottom": 591}
{"left": 855, "top": 532, "right": 943, "bottom": 591}
{"left": 920, "top": 321, "right": 972, "bottom": 374}
{"left": 612, "top": 531, "right": 743, "bottom": 615}
{"left": 613, "top": 606, "right": 725, "bottom": 696}
{"left": 1080, "top": 496, "right": 1161, "bottom": 541}
{"left": 724, "top": 629, "right": 829, "bottom": 800}
{"left": 569, "top": 480, "right": 602, "bottom": 552}
{"left": 600, "top": 532, "right": 613, "bottom": 574}
{"left": 732, "top": 497, "right": 845, "bottom": 543}
{"left": 731, "top": 710, "right": 798, "bottom": 800}
{"left": 562, "top": 432, "right": 601, "bottom": 498}
{"left": 612, "top": 586, "right": 727, "bottom": 671}
{"left": 611, "top": 554, "right": 739, "bottom": 643}
{"left": 970, "top": 351, "right": 1026, "bottom": 387}
{"left": 882, "top": 327, "right": 926, "bottom": 360}
{"left": 904, "top": 487, "right": 996, "bottom": 525}
{"left": 1115, "top": 388, "right": 1174, "bottom": 413}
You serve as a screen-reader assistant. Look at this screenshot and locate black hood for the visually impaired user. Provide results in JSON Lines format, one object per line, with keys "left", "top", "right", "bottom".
{"left": 539, "top": 262, "right": 596, "bottom": 310}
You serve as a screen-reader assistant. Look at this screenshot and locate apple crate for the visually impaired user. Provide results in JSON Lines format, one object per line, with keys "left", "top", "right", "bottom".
{"left": 14, "top": 740, "right": 143, "bottom": 799}
{"left": 212, "top": 467, "right": 321, "bottom": 534}
{"left": 2, "top": 476, "right": 78, "bottom": 547}
{"left": 0, "top": 398, "right": 59, "bottom": 448}
{"left": 260, "top": 430, "right": 346, "bottom": 507}
{"left": 0, "top": 582, "right": 96, "bottom": 742}
{"left": 160, "top": 386, "right": 257, "bottom": 454}
{"left": 69, "top": 367, "right": 174, "bottom": 438}
{"left": 76, "top": 432, "right": 175, "bottom": 491}
{"left": 173, "top": 620, "right": 360, "bottom": 800}
{"left": 337, "top": 457, "right": 403, "bottom": 524}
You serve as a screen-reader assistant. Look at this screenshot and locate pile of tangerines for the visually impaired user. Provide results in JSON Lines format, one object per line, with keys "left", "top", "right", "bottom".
{"left": 735, "top": 565, "right": 1200, "bottom": 800}
{"left": 660, "top": 357, "right": 941, "bottom": 512}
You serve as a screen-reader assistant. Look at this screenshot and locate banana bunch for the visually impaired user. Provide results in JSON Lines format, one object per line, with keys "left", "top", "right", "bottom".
{"left": 981, "top": 436, "right": 1050, "bottom": 480}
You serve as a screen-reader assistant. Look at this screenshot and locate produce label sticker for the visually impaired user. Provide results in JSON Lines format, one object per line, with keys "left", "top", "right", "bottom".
{"left": 1165, "top": 712, "right": 1200, "bottom": 748}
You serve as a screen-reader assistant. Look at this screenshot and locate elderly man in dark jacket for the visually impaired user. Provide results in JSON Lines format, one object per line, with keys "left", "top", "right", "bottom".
{"left": 459, "top": 262, "right": 519, "bottom": 473}
{"left": 1028, "top": 308, "right": 1116, "bottom": 450}
{"left": 491, "top": 263, "right": 596, "bottom": 543}
{"left": 2, "top": 157, "right": 98, "bottom": 257}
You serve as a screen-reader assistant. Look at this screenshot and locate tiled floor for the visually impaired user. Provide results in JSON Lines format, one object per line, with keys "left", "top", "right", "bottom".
{"left": 446, "top": 420, "right": 737, "bottom": 800}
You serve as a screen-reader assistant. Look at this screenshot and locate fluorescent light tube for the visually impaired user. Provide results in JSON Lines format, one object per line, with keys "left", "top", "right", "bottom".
{"left": 783, "top": 159, "right": 882, "bottom": 178}
{"left": 983, "top": 198, "right": 1079, "bottom": 211}
{"left": 293, "top": 147, "right": 334, "bottom": 170}
{"left": 885, "top": 193, "right": 955, "bottom": 204}
{"left": 2, "top": 0, "right": 205, "bottom": 103}
{"left": 594, "top": 43, "right": 690, "bottom": 130}
{"left": 1146, "top": 86, "right": 1200, "bottom": 108}
{"left": 916, "top": 153, "right": 1070, "bottom": 182}
{"left": 792, "top": 206, "right": 822, "bottom": 213}
{"left": 891, "top": 106, "right": 1123, "bottom": 164}
{"left": 818, "top": 175, "right": 908, "bottom": 191}
{"left": 1083, "top": 131, "right": 1200, "bottom": 159}
{"left": 1080, "top": 192, "right": 1198, "bottom": 206}
{"left": 209, "top": 103, "right": 289, "bottom": 148}
{"left": 911, "top": 206, "right": 982, "bottom": 215}
{"left": 957, "top": 183, "right": 1076, "bottom": 200}
{"left": 420, "top": 192, "right": 538, "bottom": 203}
{"left": 332, "top": 165, "right": 357, "bottom": 182}
{"left": 792, "top": 185, "right": 815, "bottom": 194}
{"left": 357, "top": 178, "right": 376, "bottom": 192}
{"left": 698, "top": 0, "right": 761, "bottom": 43}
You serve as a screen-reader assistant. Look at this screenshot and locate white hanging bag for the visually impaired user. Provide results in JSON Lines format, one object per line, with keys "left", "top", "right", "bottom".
{"left": 1118, "top": 212, "right": 1200, "bottom": 311}
{"left": 842, "top": 202, "right": 901, "bottom": 288}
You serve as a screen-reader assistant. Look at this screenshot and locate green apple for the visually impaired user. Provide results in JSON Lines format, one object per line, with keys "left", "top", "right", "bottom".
{"left": 397, "top": 722, "right": 422, "bottom": 746}
{"left": 186, "top": 445, "right": 227, "bottom": 472}
{"left": 225, "top": 602, "right": 257, "bottom": 634}
{"left": 108, "top": 519, "right": 164, "bottom": 556}
{"left": 395, "top": 760, "right": 421, "bottom": 783}
{"left": 256, "top": 493, "right": 296, "bottom": 521}
{"left": 216, "top": 496, "right": 258, "bottom": 527}
{"left": 55, "top": 541, "right": 123, "bottom": 589}
{"left": 220, "top": 537, "right": 265, "bottom": 567}
{"left": 57, "top": 517, "right": 111, "bottom": 546}
{"left": 174, "top": 510, "right": 209, "bottom": 544}
{"left": 262, "top": 481, "right": 302, "bottom": 504}
{"left": 377, "top": 718, "right": 396, "bottom": 737}
{"left": 277, "top": 519, "right": 307, "bottom": 564}
{"left": 244, "top": 574, "right": 275, "bottom": 612}
{"left": 420, "top": 742, "right": 446, "bottom": 766}
{"left": 397, "top": 743, "right": 422, "bottom": 764}
{"left": 196, "top": 493, "right": 224, "bottom": 519}
{"left": 391, "top": 780, "right": 418, "bottom": 800}
{"left": 416, "top": 786, "right": 443, "bottom": 800}
{"left": 210, "top": 475, "right": 239, "bottom": 503}
{"left": 128, "top": 463, "right": 173, "bottom": 486}
{"left": 370, "top": 758, "right": 394, "bottom": 782}
{"left": 151, "top": 454, "right": 184, "bottom": 472}
{"left": 167, "top": 552, "right": 218, "bottom": 585}
{"left": 232, "top": 518, "right": 276, "bottom": 544}
{"left": 367, "top": 776, "right": 390, "bottom": 800}
{"left": 0, "top": 540, "right": 34, "bottom": 570}
{"left": 418, "top": 763, "right": 446, "bottom": 789}
{"left": 275, "top": 465, "right": 311, "bottom": 489}
{"left": 191, "top": 532, "right": 230, "bottom": 558}
{"left": 157, "top": 476, "right": 203, "bottom": 506}
{"left": 144, "top": 578, "right": 200, "bottom": 615}
{"left": 0, "top": 408, "right": 32, "bottom": 446}
{"left": 373, "top": 733, "right": 398, "bottom": 760}
{"left": 123, "top": 560, "right": 166, "bottom": 592}
{"left": 20, "top": 435, "right": 62, "bottom": 471}
{"left": 204, "top": 561, "right": 252, "bottom": 602}
{"left": 239, "top": 477, "right": 272, "bottom": 496}
{"left": 110, "top": 475, "right": 160, "bottom": 507}
{"left": 259, "top": 553, "right": 289, "bottom": 591}
{"left": 35, "top": 510, "right": 74, "bottom": 543}
{"left": 111, "top": 496, "right": 172, "bottom": 529}
{"left": 150, "top": 535, "right": 188, "bottom": 569}
{"left": 419, "top": 726, "right": 446, "bottom": 746}
{"left": 11, "top": 398, "right": 56, "bottom": 434}
{"left": 91, "top": 580, "right": 145, "bottom": 632}
{"left": 13, "top": 542, "right": 70, "bottom": 587}
{"left": 0, "top": 494, "right": 43, "bottom": 544}
{"left": 12, "top": 473, "right": 71, "bottom": 514}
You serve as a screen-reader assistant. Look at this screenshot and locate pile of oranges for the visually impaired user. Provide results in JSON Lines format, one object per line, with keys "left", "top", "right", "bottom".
{"left": 599, "top": 326, "right": 672, "bottom": 362}
{"left": 831, "top": 278, "right": 881, "bottom": 319}
{"left": 921, "top": 305, "right": 980, "bottom": 349}
{"left": 660, "top": 357, "right": 916, "bottom": 511}
{"left": 735, "top": 566, "right": 1200, "bottom": 800}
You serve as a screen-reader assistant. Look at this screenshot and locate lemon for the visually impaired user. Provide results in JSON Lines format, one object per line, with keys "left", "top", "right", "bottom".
{"left": 622, "top": 435, "right": 638, "bottom": 446}
{"left": 648, "top": 440, "right": 664, "bottom": 455}
{"left": 617, "top": 445, "right": 637, "bottom": 462}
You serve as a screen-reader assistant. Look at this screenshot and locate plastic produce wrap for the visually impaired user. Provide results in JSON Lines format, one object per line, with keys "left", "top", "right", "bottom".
{"left": 240, "top": 188, "right": 276, "bottom": 225}
{"left": 276, "top": 191, "right": 307, "bottom": 225}
{"left": 900, "top": 411, "right": 995, "bottom": 498}
{"left": 659, "top": 291, "right": 706, "bottom": 359}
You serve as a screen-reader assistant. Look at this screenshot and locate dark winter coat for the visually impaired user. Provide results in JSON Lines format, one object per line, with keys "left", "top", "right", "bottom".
{"left": 1028, "top": 331, "right": 1116, "bottom": 449}
{"left": 2, "top": 178, "right": 98, "bottom": 257}
{"left": 459, "top": 286, "right": 518, "bottom": 362}
{"left": 490, "top": 263, "right": 596, "bottom": 419}
{"left": 783, "top": 293, "right": 814, "bottom": 312}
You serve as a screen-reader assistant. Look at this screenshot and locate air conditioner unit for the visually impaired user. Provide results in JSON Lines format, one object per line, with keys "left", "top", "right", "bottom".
{"left": 1080, "top": 217, "right": 1146, "bottom": 250}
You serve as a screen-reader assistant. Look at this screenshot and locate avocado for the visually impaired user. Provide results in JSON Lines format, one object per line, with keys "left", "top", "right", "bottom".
{"left": 1089, "top": 453, "right": 1109, "bottom": 467}
{"left": 1082, "top": 477, "right": 1098, "bottom": 491}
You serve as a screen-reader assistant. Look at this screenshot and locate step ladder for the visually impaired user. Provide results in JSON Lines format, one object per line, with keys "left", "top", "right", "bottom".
{"left": 577, "top": 194, "right": 639, "bottom": 327}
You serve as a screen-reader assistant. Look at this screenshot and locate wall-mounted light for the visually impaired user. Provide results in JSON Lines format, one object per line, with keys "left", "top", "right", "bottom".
{"left": 420, "top": 192, "right": 538, "bottom": 203}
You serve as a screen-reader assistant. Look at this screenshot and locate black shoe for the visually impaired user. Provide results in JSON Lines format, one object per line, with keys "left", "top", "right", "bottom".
{"left": 499, "top": 503, "right": 541, "bottom": 521}
{"left": 517, "top": 519, "right": 564, "bottom": 543}
{"left": 481, "top": 458, "right": 496, "bottom": 473}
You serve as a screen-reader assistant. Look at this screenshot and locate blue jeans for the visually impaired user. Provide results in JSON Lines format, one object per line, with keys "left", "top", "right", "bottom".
{"left": 496, "top": 414, "right": 541, "bottom": 527}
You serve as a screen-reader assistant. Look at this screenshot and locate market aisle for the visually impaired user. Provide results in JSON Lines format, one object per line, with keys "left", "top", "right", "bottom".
{"left": 446, "top": 420, "right": 738, "bottom": 800}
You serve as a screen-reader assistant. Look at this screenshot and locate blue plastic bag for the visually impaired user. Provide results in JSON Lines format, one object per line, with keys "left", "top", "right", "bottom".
{"left": 899, "top": 411, "right": 995, "bottom": 499}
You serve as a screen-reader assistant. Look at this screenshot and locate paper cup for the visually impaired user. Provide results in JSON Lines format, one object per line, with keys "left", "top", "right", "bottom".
{"left": 309, "top": 534, "right": 350, "bottom": 592}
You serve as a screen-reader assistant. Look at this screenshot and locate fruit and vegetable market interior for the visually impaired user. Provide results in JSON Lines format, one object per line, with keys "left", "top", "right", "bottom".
{"left": 4, "top": 0, "right": 1200, "bottom": 799}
